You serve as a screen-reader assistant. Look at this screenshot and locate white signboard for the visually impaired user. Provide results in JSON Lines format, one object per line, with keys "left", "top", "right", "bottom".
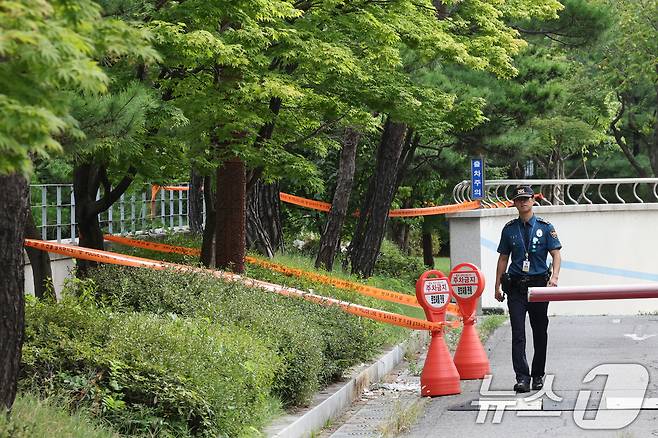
{"left": 450, "top": 271, "right": 479, "bottom": 299}
{"left": 423, "top": 278, "right": 450, "bottom": 309}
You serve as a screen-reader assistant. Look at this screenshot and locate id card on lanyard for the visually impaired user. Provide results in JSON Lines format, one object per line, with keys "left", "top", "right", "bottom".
{"left": 518, "top": 221, "right": 534, "bottom": 273}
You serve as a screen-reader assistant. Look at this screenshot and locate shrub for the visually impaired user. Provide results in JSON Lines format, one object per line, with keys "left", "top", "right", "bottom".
{"left": 87, "top": 266, "right": 328, "bottom": 406}
{"left": 97, "top": 236, "right": 419, "bottom": 402}
{"left": 105, "top": 314, "right": 279, "bottom": 436}
{"left": 373, "top": 240, "right": 427, "bottom": 285}
{"left": 21, "top": 296, "right": 279, "bottom": 437}
{"left": 242, "top": 262, "right": 401, "bottom": 382}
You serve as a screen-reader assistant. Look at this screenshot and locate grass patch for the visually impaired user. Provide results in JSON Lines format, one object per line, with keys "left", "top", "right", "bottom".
{"left": 0, "top": 393, "right": 119, "bottom": 438}
{"left": 478, "top": 314, "right": 507, "bottom": 342}
{"left": 377, "top": 398, "right": 429, "bottom": 437}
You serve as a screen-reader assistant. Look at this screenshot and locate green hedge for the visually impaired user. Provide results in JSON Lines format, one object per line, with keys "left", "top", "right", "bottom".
{"left": 87, "top": 265, "right": 390, "bottom": 405}
{"left": 22, "top": 296, "right": 278, "bottom": 437}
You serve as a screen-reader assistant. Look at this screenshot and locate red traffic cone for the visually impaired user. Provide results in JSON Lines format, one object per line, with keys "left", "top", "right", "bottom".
{"left": 453, "top": 318, "right": 490, "bottom": 379}
{"left": 448, "top": 263, "right": 490, "bottom": 380}
{"left": 420, "top": 330, "right": 461, "bottom": 396}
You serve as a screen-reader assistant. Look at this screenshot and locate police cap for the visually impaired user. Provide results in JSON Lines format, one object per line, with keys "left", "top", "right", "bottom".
{"left": 512, "top": 185, "right": 534, "bottom": 200}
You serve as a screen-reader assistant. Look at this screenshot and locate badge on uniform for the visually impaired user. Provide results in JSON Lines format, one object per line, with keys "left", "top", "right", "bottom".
{"left": 522, "top": 260, "right": 530, "bottom": 272}
{"left": 550, "top": 229, "right": 558, "bottom": 238}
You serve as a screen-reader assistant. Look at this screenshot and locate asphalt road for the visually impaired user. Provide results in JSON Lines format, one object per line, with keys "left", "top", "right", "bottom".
{"left": 404, "top": 314, "right": 658, "bottom": 438}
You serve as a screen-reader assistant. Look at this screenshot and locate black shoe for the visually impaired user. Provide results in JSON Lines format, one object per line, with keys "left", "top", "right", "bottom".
{"left": 514, "top": 381, "right": 530, "bottom": 393}
{"left": 532, "top": 376, "right": 544, "bottom": 390}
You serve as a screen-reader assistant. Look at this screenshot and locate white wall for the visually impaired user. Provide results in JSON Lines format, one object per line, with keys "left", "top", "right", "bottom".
{"left": 23, "top": 252, "right": 75, "bottom": 298}
{"left": 448, "top": 204, "right": 658, "bottom": 315}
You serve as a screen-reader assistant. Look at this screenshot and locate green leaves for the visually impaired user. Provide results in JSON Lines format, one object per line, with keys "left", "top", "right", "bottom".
{"left": 139, "top": 0, "right": 567, "bottom": 188}
{"left": 0, "top": 96, "right": 67, "bottom": 175}
{"left": 0, "top": 0, "right": 160, "bottom": 175}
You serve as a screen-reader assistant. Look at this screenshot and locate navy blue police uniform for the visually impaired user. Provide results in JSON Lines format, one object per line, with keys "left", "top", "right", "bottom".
{"left": 497, "top": 212, "right": 562, "bottom": 387}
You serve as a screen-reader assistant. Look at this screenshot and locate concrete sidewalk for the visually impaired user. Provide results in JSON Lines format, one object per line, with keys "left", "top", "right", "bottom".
{"left": 405, "top": 315, "right": 658, "bottom": 437}
{"left": 330, "top": 315, "right": 658, "bottom": 437}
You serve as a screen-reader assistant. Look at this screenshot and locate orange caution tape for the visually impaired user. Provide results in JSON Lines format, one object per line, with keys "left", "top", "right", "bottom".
{"left": 24, "top": 239, "right": 451, "bottom": 331}
{"left": 279, "top": 192, "right": 480, "bottom": 217}
{"left": 25, "top": 239, "right": 172, "bottom": 270}
{"left": 151, "top": 185, "right": 159, "bottom": 202}
{"left": 245, "top": 257, "right": 422, "bottom": 308}
{"left": 387, "top": 201, "right": 481, "bottom": 217}
{"left": 151, "top": 184, "right": 190, "bottom": 204}
{"left": 150, "top": 185, "right": 189, "bottom": 216}
{"left": 447, "top": 303, "right": 461, "bottom": 316}
{"left": 103, "top": 234, "right": 463, "bottom": 318}
{"left": 279, "top": 192, "right": 332, "bottom": 213}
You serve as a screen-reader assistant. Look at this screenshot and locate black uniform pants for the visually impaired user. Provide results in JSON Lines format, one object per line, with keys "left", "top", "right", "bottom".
{"left": 506, "top": 276, "right": 549, "bottom": 383}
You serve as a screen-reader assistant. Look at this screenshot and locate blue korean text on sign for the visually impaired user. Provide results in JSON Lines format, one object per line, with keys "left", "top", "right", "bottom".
{"left": 471, "top": 158, "right": 485, "bottom": 199}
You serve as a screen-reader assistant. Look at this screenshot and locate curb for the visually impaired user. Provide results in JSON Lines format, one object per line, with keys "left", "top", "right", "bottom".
{"left": 265, "top": 331, "right": 429, "bottom": 438}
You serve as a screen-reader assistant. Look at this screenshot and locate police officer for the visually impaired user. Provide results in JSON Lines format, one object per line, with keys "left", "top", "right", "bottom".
{"left": 494, "top": 185, "right": 562, "bottom": 393}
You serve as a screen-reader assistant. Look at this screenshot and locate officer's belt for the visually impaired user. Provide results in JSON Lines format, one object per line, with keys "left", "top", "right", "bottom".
{"left": 509, "top": 273, "right": 549, "bottom": 286}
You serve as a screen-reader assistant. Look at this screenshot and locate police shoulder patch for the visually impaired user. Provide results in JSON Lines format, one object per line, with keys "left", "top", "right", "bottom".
{"left": 550, "top": 229, "right": 558, "bottom": 239}
{"left": 505, "top": 219, "right": 516, "bottom": 227}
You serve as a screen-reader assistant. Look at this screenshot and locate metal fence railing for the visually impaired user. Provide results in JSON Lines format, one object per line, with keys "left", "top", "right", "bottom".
{"left": 453, "top": 178, "right": 658, "bottom": 207}
{"left": 30, "top": 183, "right": 193, "bottom": 242}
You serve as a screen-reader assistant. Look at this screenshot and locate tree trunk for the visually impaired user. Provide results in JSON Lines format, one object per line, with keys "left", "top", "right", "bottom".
{"left": 23, "top": 209, "right": 54, "bottom": 299}
{"left": 74, "top": 163, "right": 106, "bottom": 274}
{"left": 422, "top": 232, "right": 434, "bottom": 268}
{"left": 315, "top": 128, "right": 359, "bottom": 271}
{"left": 200, "top": 175, "right": 216, "bottom": 267}
{"left": 0, "top": 173, "right": 28, "bottom": 411}
{"left": 188, "top": 167, "right": 204, "bottom": 234}
{"left": 215, "top": 157, "right": 246, "bottom": 273}
{"left": 350, "top": 119, "right": 408, "bottom": 277}
{"left": 394, "top": 131, "right": 419, "bottom": 192}
{"left": 73, "top": 162, "right": 135, "bottom": 275}
{"left": 240, "top": 95, "right": 284, "bottom": 259}
{"left": 391, "top": 221, "right": 410, "bottom": 254}
{"left": 246, "top": 180, "right": 283, "bottom": 258}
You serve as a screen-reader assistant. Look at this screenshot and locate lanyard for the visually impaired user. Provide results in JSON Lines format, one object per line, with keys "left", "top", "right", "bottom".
{"left": 517, "top": 219, "right": 535, "bottom": 261}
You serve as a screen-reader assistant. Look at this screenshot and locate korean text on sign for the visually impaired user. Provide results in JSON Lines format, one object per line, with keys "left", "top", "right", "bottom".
{"left": 424, "top": 279, "right": 449, "bottom": 293}
{"left": 451, "top": 272, "right": 478, "bottom": 285}
{"left": 471, "top": 158, "right": 485, "bottom": 200}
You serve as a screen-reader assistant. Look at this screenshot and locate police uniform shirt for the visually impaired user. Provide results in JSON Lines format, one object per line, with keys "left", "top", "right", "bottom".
{"left": 497, "top": 215, "right": 562, "bottom": 276}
